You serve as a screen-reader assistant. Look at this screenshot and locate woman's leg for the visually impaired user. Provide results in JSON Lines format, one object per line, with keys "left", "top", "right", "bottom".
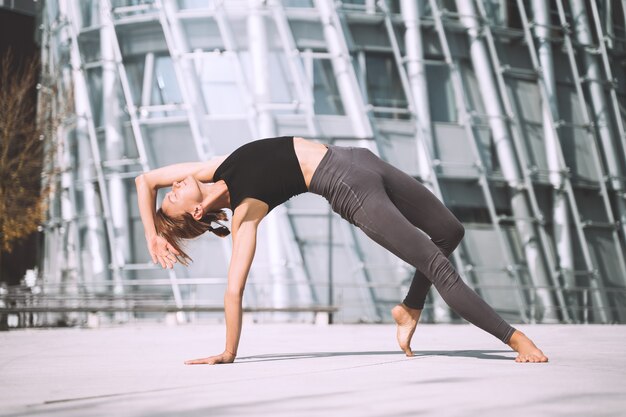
{"left": 348, "top": 149, "right": 516, "bottom": 345}
{"left": 354, "top": 149, "right": 465, "bottom": 309}
{"left": 309, "top": 146, "right": 548, "bottom": 361}
{"left": 352, "top": 189, "right": 517, "bottom": 343}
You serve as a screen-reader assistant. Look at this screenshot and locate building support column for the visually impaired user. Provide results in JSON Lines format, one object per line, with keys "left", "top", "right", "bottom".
{"left": 400, "top": 0, "right": 450, "bottom": 322}
{"left": 400, "top": 0, "right": 434, "bottom": 185}
{"left": 248, "top": 0, "right": 292, "bottom": 318}
{"left": 456, "top": 0, "right": 558, "bottom": 321}
{"left": 315, "top": 0, "right": 373, "bottom": 139}
{"left": 100, "top": 0, "right": 128, "bottom": 305}
{"left": 532, "top": 0, "right": 576, "bottom": 319}
{"left": 63, "top": 0, "right": 109, "bottom": 293}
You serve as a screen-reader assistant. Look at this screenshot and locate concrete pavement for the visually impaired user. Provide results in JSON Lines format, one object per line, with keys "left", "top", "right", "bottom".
{"left": 1, "top": 323, "right": 625, "bottom": 416}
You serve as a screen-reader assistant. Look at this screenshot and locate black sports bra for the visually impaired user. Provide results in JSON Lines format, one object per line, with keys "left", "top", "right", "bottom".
{"left": 213, "top": 136, "right": 308, "bottom": 213}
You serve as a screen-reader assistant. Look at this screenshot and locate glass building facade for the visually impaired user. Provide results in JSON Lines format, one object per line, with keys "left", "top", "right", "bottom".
{"left": 38, "top": 0, "right": 626, "bottom": 325}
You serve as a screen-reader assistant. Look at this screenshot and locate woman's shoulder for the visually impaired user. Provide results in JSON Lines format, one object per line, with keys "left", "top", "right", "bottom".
{"left": 197, "top": 154, "right": 230, "bottom": 182}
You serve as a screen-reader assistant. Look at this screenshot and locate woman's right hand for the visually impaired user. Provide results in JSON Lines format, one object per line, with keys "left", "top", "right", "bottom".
{"left": 184, "top": 351, "right": 236, "bottom": 365}
{"left": 148, "top": 235, "right": 180, "bottom": 269}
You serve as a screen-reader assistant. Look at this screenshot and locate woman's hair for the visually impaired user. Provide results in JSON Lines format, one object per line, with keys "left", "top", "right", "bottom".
{"left": 154, "top": 208, "right": 230, "bottom": 265}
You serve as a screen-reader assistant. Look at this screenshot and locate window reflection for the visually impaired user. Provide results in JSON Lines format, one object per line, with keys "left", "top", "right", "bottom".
{"left": 124, "top": 53, "right": 185, "bottom": 118}
{"left": 364, "top": 52, "right": 408, "bottom": 120}
{"left": 426, "top": 63, "right": 457, "bottom": 123}
{"left": 111, "top": 0, "right": 155, "bottom": 7}
{"left": 76, "top": 0, "right": 98, "bottom": 28}
{"left": 152, "top": 55, "right": 182, "bottom": 106}
{"left": 198, "top": 53, "right": 246, "bottom": 115}
{"left": 312, "top": 58, "right": 345, "bottom": 115}
{"left": 283, "top": 0, "right": 314, "bottom": 7}
{"left": 86, "top": 67, "right": 103, "bottom": 127}
{"left": 177, "top": 0, "right": 216, "bottom": 9}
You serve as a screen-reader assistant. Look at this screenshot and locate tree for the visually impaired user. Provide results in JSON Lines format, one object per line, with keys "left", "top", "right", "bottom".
{"left": 0, "top": 49, "right": 60, "bottom": 279}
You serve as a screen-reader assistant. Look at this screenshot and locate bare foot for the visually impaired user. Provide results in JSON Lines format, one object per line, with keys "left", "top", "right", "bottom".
{"left": 507, "top": 330, "right": 549, "bottom": 363}
{"left": 391, "top": 304, "right": 421, "bottom": 357}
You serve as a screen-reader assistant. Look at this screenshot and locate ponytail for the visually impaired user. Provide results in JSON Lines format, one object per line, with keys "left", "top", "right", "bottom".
{"left": 154, "top": 208, "right": 230, "bottom": 265}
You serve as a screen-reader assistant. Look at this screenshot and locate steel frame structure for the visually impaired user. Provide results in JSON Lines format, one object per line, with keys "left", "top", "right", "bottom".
{"left": 38, "top": 0, "right": 626, "bottom": 325}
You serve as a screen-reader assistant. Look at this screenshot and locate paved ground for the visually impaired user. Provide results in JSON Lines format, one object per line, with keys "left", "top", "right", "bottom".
{"left": 1, "top": 323, "right": 625, "bottom": 417}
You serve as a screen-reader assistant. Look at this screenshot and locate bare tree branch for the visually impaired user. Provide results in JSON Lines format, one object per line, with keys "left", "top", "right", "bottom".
{"left": 0, "top": 49, "right": 62, "bottom": 254}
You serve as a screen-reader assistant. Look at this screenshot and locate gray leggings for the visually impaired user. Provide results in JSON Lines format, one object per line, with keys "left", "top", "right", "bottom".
{"left": 309, "top": 145, "right": 516, "bottom": 344}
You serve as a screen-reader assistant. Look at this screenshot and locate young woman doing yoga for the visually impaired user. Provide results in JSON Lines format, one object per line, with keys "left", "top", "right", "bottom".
{"left": 135, "top": 136, "right": 548, "bottom": 364}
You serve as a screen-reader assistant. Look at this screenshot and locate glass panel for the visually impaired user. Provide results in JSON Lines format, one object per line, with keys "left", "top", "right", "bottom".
{"left": 283, "top": 0, "right": 314, "bottom": 7}
{"left": 110, "top": 1, "right": 157, "bottom": 19}
{"left": 86, "top": 67, "right": 103, "bottom": 127}
{"left": 111, "top": 0, "right": 155, "bottom": 7}
{"left": 350, "top": 23, "right": 391, "bottom": 49}
{"left": 364, "top": 52, "right": 408, "bottom": 118}
{"left": 288, "top": 20, "right": 326, "bottom": 50}
{"left": 483, "top": 0, "right": 509, "bottom": 26}
{"left": 387, "top": 0, "right": 401, "bottom": 14}
{"left": 76, "top": 0, "right": 99, "bottom": 28}
{"left": 505, "top": 0, "right": 524, "bottom": 30}
{"left": 116, "top": 21, "right": 168, "bottom": 57}
{"left": 143, "top": 123, "right": 199, "bottom": 167}
{"left": 177, "top": 0, "right": 216, "bottom": 9}
{"left": 313, "top": 59, "right": 345, "bottom": 115}
{"left": 125, "top": 52, "right": 185, "bottom": 118}
{"left": 198, "top": 54, "right": 246, "bottom": 115}
{"left": 152, "top": 55, "right": 182, "bottom": 105}
{"left": 268, "top": 52, "right": 296, "bottom": 107}
{"left": 123, "top": 55, "right": 144, "bottom": 106}
{"left": 77, "top": 30, "right": 101, "bottom": 63}
{"left": 426, "top": 63, "right": 457, "bottom": 122}
{"left": 434, "top": 124, "right": 475, "bottom": 176}
{"left": 180, "top": 18, "right": 224, "bottom": 51}
{"left": 459, "top": 59, "right": 485, "bottom": 114}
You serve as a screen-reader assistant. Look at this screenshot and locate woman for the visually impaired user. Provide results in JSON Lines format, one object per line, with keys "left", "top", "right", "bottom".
{"left": 135, "top": 136, "right": 548, "bottom": 365}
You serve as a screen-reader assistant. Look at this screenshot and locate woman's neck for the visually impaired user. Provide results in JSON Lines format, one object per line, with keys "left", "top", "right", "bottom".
{"left": 200, "top": 180, "right": 231, "bottom": 212}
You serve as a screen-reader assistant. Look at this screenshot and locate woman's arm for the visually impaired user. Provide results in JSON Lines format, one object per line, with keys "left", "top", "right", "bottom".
{"left": 138, "top": 157, "right": 228, "bottom": 190}
{"left": 135, "top": 175, "right": 179, "bottom": 268}
{"left": 185, "top": 199, "right": 268, "bottom": 365}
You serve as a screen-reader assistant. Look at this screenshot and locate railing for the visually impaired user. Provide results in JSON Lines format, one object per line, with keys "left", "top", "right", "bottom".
{"left": 2, "top": 280, "right": 625, "bottom": 329}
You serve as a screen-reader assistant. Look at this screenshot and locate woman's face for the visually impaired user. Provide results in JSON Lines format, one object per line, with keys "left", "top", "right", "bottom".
{"left": 161, "top": 175, "right": 203, "bottom": 218}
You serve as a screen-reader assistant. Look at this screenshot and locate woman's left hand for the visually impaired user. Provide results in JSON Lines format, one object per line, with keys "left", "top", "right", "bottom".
{"left": 184, "top": 351, "right": 236, "bottom": 365}
{"left": 148, "top": 235, "right": 179, "bottom": 269}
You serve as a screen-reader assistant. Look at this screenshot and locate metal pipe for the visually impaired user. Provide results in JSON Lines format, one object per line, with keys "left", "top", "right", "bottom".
{"left": 247, "top": 0, "right": 291, "bottom": 317}
{"left": 314, "top": 0, "right": 373, "bottom": 139}
{"left": 622, "top": 1, "right": 626, "bottom": 37}
{"left": 531, "top": 0, "right": 576, "bottom": 318}
{"left": 400, "top": 0, "right": 434, "bottom": 185}
{"left": 140, "top": 52, "right": 155, "bottom": 111}
{"left": 100, "top": 0, "right": 128, "bottom": 301}
{"left": 62, "top": 0, "right": 109, "bottom": 292}
{"left": 157, "top": 0, "right": 213, "bottom": 159}
{"left": 456, "top": 0, "right": 558, "bottom": 322}
{"left": 399, "top": 0, "right": 451, "bottom": 322}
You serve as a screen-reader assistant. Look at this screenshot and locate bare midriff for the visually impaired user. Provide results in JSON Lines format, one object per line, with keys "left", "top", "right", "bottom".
{"left": 292, "top": 136, "right": 329, "bottom": 189}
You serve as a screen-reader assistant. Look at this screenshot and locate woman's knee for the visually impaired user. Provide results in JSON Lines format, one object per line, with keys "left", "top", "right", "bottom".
{"left": 454, "top": 221, "right": 465, "bottom": 242}
{"left": 437, "top": 220, "right": 465, "bottom": 255}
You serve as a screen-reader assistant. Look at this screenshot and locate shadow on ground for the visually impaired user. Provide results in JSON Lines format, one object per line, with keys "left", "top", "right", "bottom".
{"left": 235, "top": 349, "right": 514, "bottom": 363}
